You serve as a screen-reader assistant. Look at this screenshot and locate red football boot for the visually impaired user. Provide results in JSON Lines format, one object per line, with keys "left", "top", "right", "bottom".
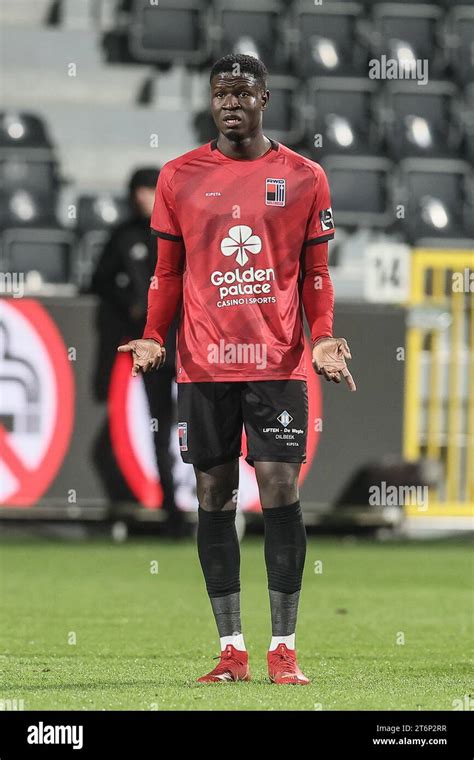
{"left": 197, "top": 644, "right": 251, "bottom": 683}
{"left": 267, "top": 643, "right": 310, "bottom": 685}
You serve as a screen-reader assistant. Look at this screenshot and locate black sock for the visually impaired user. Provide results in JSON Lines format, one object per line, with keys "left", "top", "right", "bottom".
{"left": 262, "top": 501, "right": 307, "bottom": 636}
{"left": 210, "top": 593, "right": 241, "bottom": 639}
{"left": 197, "top": 507, "right": 241, "bottom": 637}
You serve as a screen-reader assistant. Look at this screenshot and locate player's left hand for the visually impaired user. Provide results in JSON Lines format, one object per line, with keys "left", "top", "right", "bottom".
{"left": 312, "top": 337, "right": 356, "bottom": 392}
{"left": 117, "top": 338, "right": 166, "bottom": 376}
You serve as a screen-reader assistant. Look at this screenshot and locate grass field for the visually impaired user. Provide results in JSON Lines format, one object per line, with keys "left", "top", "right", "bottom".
{"left": 0, "top": 536, "right": 472, "bottom": 711}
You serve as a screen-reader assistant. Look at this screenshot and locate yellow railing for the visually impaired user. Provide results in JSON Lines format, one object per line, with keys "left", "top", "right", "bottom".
{"left": 404, "top": 249, "right": 474, "bottom": 518}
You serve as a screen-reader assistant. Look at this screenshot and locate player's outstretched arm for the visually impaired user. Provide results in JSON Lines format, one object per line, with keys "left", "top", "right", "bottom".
{"left": 312, "top": 337, "right": 356, "bottom": 391}
{"left": 117, "top": 339, "right": 166, "bottom": 376}
{"left": 301, "top": 240, "right": 356, "bottom": 391}
{"left": 117, "top": 237, "right": 185, "bottom": 377}
{"left": 142, "top": 237, "right": 185, "bottom": 346}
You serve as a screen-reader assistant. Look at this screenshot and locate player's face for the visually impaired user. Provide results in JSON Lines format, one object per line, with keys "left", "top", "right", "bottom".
{"left": 210, "top": 72, "right": 269, "bottom": 141}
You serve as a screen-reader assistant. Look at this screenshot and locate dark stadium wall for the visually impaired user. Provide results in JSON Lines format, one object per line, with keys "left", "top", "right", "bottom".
{"left": 2, "top": 298, "right": 405, "bottom": 512}
{"left": 304, "top": 303, "right": 406, "bottom": 507}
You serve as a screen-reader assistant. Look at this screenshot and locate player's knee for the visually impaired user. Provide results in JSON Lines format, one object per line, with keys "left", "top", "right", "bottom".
{"left": 255, "top": 462, "right": 300, "bottom": 508}
{"left": 195, "top": 461, "right": 238, "bottom": 511}
{"left": 260, "top": 480, "right": 298, "bottom": 509}
{"left": 197, "top": 481, "right": 236, "bottom": 511}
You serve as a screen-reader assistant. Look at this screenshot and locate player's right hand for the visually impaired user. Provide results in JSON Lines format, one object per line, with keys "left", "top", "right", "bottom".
{"left": 312, "top": 337, "right": 356, "bottom": 392}
{"left": 117, "top": 339, "right": 166, "bottom": 376}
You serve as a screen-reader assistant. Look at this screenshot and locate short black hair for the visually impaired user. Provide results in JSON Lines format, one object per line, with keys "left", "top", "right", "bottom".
{"left": 210, "top": 54, "right": 268, "bottom": 91}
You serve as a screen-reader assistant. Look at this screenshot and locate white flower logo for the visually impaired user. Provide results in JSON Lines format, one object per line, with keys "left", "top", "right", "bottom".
{"left": 220, "top": 225, "right": 262, "bottom": 266}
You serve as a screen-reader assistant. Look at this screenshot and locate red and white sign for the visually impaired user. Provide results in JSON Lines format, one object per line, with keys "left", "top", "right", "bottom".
{"left": 109, "top": 340, "right": 322, "bottom": 511}
{"left": 109, "top": 355, "right": 196, "bottom": 510}
{"left": 0, "top": 299, "right": 75, "bottom": 506}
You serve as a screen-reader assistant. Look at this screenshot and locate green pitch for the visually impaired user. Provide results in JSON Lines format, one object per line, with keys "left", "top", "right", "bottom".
{"left": 1, "top": 536, "right": 472, "bottom": 711}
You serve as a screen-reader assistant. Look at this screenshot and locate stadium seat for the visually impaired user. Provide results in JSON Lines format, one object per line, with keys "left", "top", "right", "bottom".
{"left": 264, "top": 76, "right": 305, "bottom": 147}
{"left": 306, "top": 77, "right": 379, "bottom": 157}
{"left": 127, "top": 0, "right": 209, "bottom": 65}
{"left": 382, "top": 81, "right": 461, "bottom": 160}
{"left": 438, "top": 0, "right": 474, "bottom": 6}
{"left": 0, "top": 148, "right": 59, "bottom": 196}
{"left": 0, "top": 228, "right": 75, "bottom": 285}
{"left": 322, "top": 155, "right": 393, "bottom": 228}
{"left": 59, "top": 0, "right": 97, "bottom": 29}
{"left": 446, "top": 6, "right": 474, "bottom": 85}
{"left": 369, "top": 4, "right": 444, "bottom": 80}
{"left": 363, "top": 0, "right": 432, "bottom": 3}
{"left": 290, "top": 1, "right": 366, "bottom": 78}
{"left": 395, "top": 158, "right": 473, "bottom": 245}
{"left": 193, "top": 108, "right": 217, "bottom": 144}
{"left": 463, "top": 84, "right": 474, "bottom": 163}
{"left": 211, "top": 0, "right": 287, "bottom": 74}
{"left": 0, "top": 112, "right": 52, "bottom": 148}
{"left": 74, "top": 194, "right": 130, "bottom": 290}
{"left": 0, "top": 0, "right": 52, "bottom": 26}
{"left": 0, "top": 190, "right": 57, "bottom": 230}
{"left": 76, "top": 194, "right": 129, "bottom": 234}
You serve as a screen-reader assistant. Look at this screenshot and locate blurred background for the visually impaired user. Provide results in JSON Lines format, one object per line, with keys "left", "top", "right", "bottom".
{"left": 0, "top": 0, "right": 473, "bottom": 540}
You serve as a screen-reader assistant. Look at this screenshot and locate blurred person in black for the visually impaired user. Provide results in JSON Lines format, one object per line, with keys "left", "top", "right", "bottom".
{"left": 91, "top": 167, "right": 183, "bottom": 536}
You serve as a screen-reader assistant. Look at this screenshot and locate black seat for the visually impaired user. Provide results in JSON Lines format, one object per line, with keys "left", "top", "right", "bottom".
{"left": 306, "top": 77, "right": 379, "bottom": 157}
{"left": 127, "top": 0, "right": 208, "bottom": 65}
{"left": 0, "top": 228, "right": 75, "bottom": 285}
{"left": 0, "top": 148, "right": 59, "bottom": 196}
{"left": 0, "top": 189, "right": 57, "bottom": 230}
{"left": 370, "top": 4, "right": 443, "bottom": 79}
{"left": 438, "top": 0, "right": 474, "bottom": 6}
{"left": 447, "top": 7, "right": 474, "bottom": 85}
{"left": 290, "top": 1, "right": 366, "bottom": 78}
{"left": 0, "top": 112, "right": 52, "bottom": 149}
{"left": 76, "top": 194, "right": 129, "bottom": 235}
{"left": 395, "top": 158, "right": 472, "bottom": 244}
{"left": 382, "top": 81, "right": 460, "bottom": 159}
{"left": 322, "top": 155, "right": 393, "bottom": 228}
{"left": 74, "top": 194, "right": 130, "bottom": 290}
{"left": 463, "top": 84, "right": 474, "bottom": 163}
{"left": 264, "top": 76, "right": 305, "bottom": 146}
{"left": 212, "top": 0, "right": 287, "bottom": 73}
{"left": 363, "top": 0, "right": 432, "bottom": 3}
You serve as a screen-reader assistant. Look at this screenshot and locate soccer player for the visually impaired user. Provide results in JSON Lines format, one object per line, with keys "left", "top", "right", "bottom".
{"left": 119, "top": 54, "right": 356, "bottom": 685}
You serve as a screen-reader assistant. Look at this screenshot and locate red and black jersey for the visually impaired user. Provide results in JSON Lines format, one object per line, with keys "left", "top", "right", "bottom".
{"left": 144, "top": 139, "right": 335, "bottom": 382}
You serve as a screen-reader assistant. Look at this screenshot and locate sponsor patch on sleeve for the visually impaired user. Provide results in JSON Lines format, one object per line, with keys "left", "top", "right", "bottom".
{"left": 320, "top": 208, "right": 334, "bottom": 231}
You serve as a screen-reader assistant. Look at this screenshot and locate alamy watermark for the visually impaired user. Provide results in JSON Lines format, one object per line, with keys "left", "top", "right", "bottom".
{"left": 208, "top": 340, "right": 267, "bottom": 370}
{"left": 452, "top": 269, "right": 473, "bottom": 293}
{"left": 452, "top": 695, "right": 474, "bottom": 710}
{"left": 0, "top": 272, "right": 24, "bottom": 298}
{"left": 27, "top": 722, "right": 83, "bottom": 750}
{"left": 369, "top": 55, "right": 429, "bottom": 86}
{"left": 0, "top": 698, "right": 25, "bottom": 710}
{"left": 369, "top": 481, "right": 429, "bottom": 510}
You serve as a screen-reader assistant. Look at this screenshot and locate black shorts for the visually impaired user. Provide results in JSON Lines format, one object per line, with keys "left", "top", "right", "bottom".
{"left": 177, "top": 380, "right": 308, "bottom": 469}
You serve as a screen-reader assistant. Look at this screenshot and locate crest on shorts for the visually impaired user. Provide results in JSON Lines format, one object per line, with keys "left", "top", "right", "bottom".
{"left": 277, "top": 410, "right": 293, "bottom": 427}
{"left": 178, "top": 422, "right": 188, "bottom": 451}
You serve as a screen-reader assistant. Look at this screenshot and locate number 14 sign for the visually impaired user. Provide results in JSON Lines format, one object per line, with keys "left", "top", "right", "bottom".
{"left": 364, "top": 242, "right": 411, "bottom": 303}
